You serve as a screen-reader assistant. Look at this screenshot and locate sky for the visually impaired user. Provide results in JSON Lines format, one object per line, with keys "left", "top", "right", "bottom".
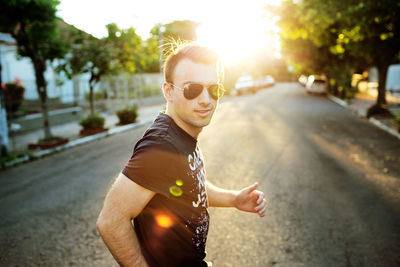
{"left": 57, "top": 0, "right": 281, "bottom": 62}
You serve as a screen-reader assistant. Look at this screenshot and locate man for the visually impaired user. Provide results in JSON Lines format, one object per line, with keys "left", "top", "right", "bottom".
{"left": 97, "top": 42, "right": 267, "bottom": 267}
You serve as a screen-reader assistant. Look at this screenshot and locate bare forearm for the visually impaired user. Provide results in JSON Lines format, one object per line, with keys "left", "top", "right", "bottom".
{"left": 97, "top": 219, "right": 148, "bottom": 267}
{"left": 205, "top": 181, "right": 238, "bottom": 207}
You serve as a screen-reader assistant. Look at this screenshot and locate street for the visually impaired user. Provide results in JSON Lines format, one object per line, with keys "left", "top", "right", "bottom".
{"left": 1, "top": 83, "right": 399, "bottom": 266}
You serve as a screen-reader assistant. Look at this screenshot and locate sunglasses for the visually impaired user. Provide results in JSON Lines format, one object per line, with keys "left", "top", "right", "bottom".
{"left": 168, "top": 82, "right": 225, "bottom": 100}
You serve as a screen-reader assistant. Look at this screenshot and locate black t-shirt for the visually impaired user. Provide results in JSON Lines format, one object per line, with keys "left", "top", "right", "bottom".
{"left": 122, "top": 113, "right": 209, "bottom": 267}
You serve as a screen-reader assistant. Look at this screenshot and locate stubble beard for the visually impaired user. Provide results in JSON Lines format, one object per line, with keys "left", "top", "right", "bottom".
{"left": 183, "top": 110, "right": 215, "bottom": 130}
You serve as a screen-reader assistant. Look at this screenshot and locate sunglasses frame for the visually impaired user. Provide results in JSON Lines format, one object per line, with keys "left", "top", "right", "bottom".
{"left": 168, "top": 82, "right": 225, "bottom": 100}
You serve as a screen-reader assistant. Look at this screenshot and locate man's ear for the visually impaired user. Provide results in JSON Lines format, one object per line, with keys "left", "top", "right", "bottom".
{"left": 162, "top": 82, "right": 173, "bottom": 103}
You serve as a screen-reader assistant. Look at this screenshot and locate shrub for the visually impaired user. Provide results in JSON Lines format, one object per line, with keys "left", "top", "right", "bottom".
{"left": 38, "top": 136, "right": 65, "bottom": 142}
{"left": 80, "top": 114, "right": 105, "bottom": 129}
{"left": 394, "top": 114, "right": 400, "bottom": 127}
{"left": 84, "top": 90, "right": 107, "bottom": 101}
{"left": 2, "top": 81, "right": 25, "bottom": 114}
{"left": 116, "top": 105, "right": 138, "bottom": 125}
{"left": 141, "top": 86, "right": 162, "bottom": 98}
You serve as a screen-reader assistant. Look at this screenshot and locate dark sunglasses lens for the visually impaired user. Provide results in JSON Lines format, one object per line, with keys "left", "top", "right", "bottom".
{"left": 184, "top": 83, "right": 203, "bottom": 99}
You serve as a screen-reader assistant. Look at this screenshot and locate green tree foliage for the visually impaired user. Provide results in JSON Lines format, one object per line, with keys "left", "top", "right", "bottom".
{"left": 277, "top": 0, "right": 400, "bottom": 113}
{"left": 105, "top": 23, "right": 143, "bottom": 74}
{"left": 85, "top": 37, "right": 112, "bottom": 115}
{"left": 150, "top": 20, "right": 199, "bottom": 43}
{"left": 277, "top": 1, "right": 362, "bottom": 97}
{"left": 331, "top": 0, "right": 400, "bottom": 115}
{"left": 0, "top": 0, "right": 68, "bottom": 139}
{"left": 104, "top": 23, "right": 161, "bottom": 73}
{"left": 141, "top": 36, "right": 162, "bottom": 73}
{"left": 149, "top": 20, "right": 199, "bottom": 72}
{"left": 57, "top": 27, "right": 112, "bottom": 115}
{"left": 163, "top": 20, "right": 199, "bottom": 42}
{"left": 56, "top": 24, "right": 89, "bottom": 79}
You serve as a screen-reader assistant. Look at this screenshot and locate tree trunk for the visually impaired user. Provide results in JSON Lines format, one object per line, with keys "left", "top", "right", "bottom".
{"left": 366, "top": 64, "right": 393, "bottom": 118}
{"left": 376, "top": 64, "right": 388, "bottom": 107}
{"left": 73, "top": 75, "right": 80, "bottom": 107}
{"left": 89, "top": 82, "right": 94, "bottom": 115}
{"left": 33, "top": 59, "right": 53, "bottom": 140}
{"left": 38, "top": 89, "right": 52, "bottom": 139}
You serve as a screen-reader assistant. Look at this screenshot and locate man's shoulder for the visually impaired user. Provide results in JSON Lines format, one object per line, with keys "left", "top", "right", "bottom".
{"left": 135, "top": 134, "right": 177, "bottom": 153}
{"left": 143, "top": 114, "right": 172, "bottom": 139}
{"left": 135, "top": 114, "right": 178, "bottom": 153}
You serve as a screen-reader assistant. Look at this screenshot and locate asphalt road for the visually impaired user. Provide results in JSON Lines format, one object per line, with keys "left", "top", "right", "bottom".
{"left": 1, "top": 83, "right": 399, "bottom": 267}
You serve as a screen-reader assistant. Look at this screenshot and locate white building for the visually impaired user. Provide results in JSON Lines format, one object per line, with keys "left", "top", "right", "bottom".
{"left": 0, "top": 32, "right": 90, "bottom": 104}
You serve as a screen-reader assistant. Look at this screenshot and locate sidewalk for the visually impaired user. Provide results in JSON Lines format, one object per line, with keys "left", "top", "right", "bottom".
{"left": 7, "top": 101, "right": 165, "bottom": 160}
{"left": 4, "top": 90, "right": 399, "bottom": 169}
{"left": 328, "top": 92, "right": 400, "bottom": 139}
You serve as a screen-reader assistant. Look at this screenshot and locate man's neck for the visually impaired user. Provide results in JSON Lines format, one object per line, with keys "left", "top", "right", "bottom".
{"left": 165, "top": 109, "right": 202, "bottom": 139}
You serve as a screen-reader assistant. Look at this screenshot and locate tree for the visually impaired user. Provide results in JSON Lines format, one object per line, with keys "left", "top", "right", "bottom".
{"left": 277, "top": 0, "right": 361, "bottom": 96}
{"left": 331, "top": 0, "right": 400, "bottom": 116}
{"left": 0, "top": 0, "right": 67, "bottom": 140}
{"left": 162, "top": 20, "right": 199, "bottom": 42}
{"left": 277, "top": 0, "right": 400, "bottom": 113}
{"left": 141, "top": 35, "right": 162, "bottom": 73}
{"left": 84, "top": 37, "right": 112, "bottom": 115}
{"left": 56, "top": 24, "right": 88, "bottom": 80}
{"left": 105, "top": 23, "right": 143, "bottom": 74}
{"left": 150, "top": 20, "right": 199, "bottom": 71}
{"left": 57, "top": 26, "right": 112, "bottom": 116}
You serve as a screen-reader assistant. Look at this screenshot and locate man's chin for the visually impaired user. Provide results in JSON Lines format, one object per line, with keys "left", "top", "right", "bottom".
{"left": 194, "top": 117, "right": 213, "bottom": 128}
{"left": 184, "top": 116, "right": 211, "bottom": 129}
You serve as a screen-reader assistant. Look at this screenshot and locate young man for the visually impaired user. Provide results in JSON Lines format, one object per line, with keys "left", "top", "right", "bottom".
{"left": 97, "top": 43, "right": 267, "bottom": 267}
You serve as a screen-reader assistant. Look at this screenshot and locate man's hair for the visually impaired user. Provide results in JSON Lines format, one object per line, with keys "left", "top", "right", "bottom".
{"left": 163, "top": 41, "right": 224, "bottom": 84}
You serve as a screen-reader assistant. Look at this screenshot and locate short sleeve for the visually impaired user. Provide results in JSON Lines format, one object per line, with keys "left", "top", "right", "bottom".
{"left": 122, "top": 138, "right": 182, "bottom": 198}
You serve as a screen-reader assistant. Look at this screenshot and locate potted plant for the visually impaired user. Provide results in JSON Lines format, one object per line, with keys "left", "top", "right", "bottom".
{"left": 116, "top": 105, "right": 138, "bottom": 125}
{"left": 28, "top": 136, "right": 69, "bottom": 150}
{"left": 3, "top": 79, "right": 25, "bottom": 117}
{"left": 79, "top": 114, "right": 107, "bottom": 136}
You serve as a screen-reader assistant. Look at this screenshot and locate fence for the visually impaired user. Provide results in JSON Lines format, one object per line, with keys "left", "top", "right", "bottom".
{"left": 4, "top": 72, "right": 163, "bottom": 113}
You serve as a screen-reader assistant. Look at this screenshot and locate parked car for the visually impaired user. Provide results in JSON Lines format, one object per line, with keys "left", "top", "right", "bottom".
{"left": 305, "top": 75, "right": 327, "bottom": 94}
{"left": 233, "top": 75, "right": 256, "bottom": 95}
{"left": 257, "top": 75, "right": 275, "bottom": 89}
{"left": 386, "top": 64, "right": 400, "bottom": 96}
{"left": 298, "top": 75, "right": 308, "bottom": 87}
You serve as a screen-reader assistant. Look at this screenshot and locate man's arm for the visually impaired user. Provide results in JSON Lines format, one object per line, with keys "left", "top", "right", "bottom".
{"left": 97, "top": 173, "right": 155, "bottom": 267}
{"left": 205, "top": 181, "right": 267, "bottom": 217}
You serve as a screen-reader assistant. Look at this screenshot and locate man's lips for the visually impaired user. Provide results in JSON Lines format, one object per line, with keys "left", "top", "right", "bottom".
{"left": 194, "top": 109, "right": 212, "bottom": 117}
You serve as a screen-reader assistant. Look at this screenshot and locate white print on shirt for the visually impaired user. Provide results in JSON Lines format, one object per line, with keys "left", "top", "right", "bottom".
{"left": 186, "top": 146, "right": 210, "bottom": 253}
{"left": 185, "top": 209, "right": 209, "bottom": 253}
{"left": 188, "top": 146, "right": 207, "bottom": 208}
{"left": 192, "top": 211, "right": 209, "bottom": 250}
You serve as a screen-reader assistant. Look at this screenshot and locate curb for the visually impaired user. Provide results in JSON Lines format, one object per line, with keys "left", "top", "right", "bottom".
{"left": 327, "top": 94, "right": 400, "bottom": 140}
{"left": 369, "top": 118, "right": 400, "bottom": 140}
{"left": 2, "top": 118, "right": 154, "bottom": 169}
{"left": 327, "top": 94, "right": 349, "bottom": 107}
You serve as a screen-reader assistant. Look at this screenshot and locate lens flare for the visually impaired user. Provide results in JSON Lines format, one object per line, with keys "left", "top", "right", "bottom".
{"left": 155, "top": 215, "right": 173, "bottom": 228}
{"left": 169, "top": 185, "right": 183, "bottom": 197}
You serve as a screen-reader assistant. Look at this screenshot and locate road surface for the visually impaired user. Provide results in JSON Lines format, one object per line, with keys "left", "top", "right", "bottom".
{"left": 1, "top": 83, "right": 399, "bottom": 266}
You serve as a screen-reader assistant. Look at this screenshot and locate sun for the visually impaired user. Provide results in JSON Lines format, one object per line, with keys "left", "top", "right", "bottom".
{"left": 196, "top": 1, "right": 279, "bottom": 65}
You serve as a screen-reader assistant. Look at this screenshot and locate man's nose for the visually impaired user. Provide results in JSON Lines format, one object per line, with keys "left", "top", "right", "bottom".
{"left": 197, "top": 87, "right": 211, "bottom": 105}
